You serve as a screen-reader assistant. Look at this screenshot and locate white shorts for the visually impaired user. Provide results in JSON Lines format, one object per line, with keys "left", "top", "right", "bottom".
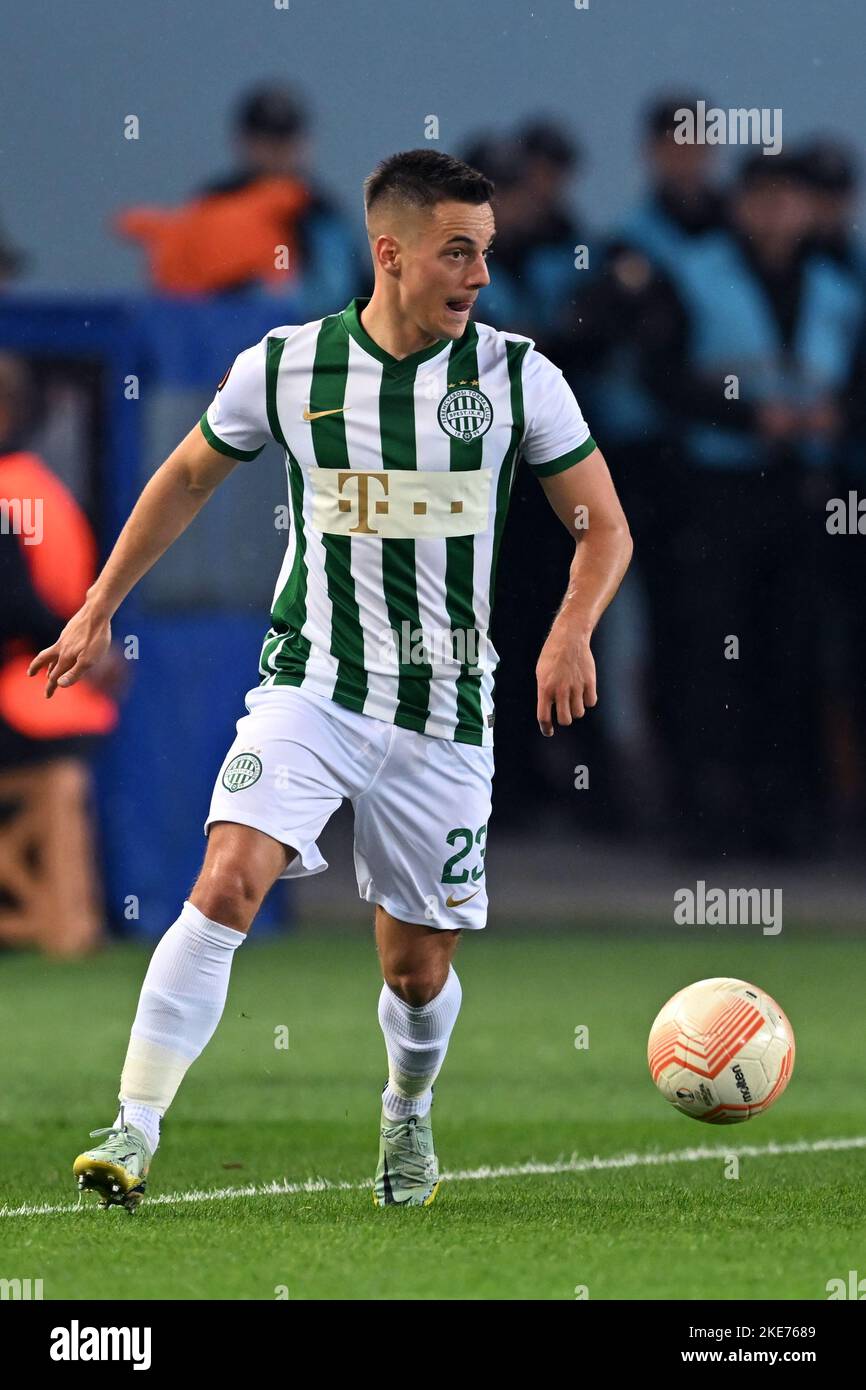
{"left": 204, "top": 685, "right": 494, "bottom": 930}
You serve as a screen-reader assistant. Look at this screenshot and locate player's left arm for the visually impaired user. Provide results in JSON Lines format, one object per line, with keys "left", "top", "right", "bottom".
{"left": 535, "top": 447, "right": 633, "bottom": 736}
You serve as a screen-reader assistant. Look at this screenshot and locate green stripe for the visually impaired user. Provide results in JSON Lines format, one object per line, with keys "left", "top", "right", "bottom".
{"left": 199, "top": 413, "right": 264, "bottom": 461}
{"left": 269, "top": 452, "right": 312, "bottom": 677}
{"left": 308, "top": 316, "right": 368, "bottom": 712}
{"left": 489, "top": 339, "right": 530, "bottom": 602}
{"left": 443, "top": 324, "right": 485, "bottom": 740}
{"left": 265, "top": 336, "right": 288, "bottom": 447}
{"left": 262, "top": 337, "right": 311, "bottom": 684}
{"left": 379, "top": 365, "right": 431, "bottom": 732}
{"left": 532, "top": 435, "right": 597, "bottom": 476}
{"left": 259, "top": 626, "right": 282, "bottom": 678}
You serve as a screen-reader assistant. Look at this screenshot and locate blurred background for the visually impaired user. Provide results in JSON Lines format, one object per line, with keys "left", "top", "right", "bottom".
{"left": 2, "top": 0, "right": 865, "bottom": 949}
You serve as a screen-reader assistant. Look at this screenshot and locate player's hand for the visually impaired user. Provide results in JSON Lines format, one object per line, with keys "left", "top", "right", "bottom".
{"left": 535, "top": 628, "right": 597, "bottom": 736}
{"left": 27, "top": 601, "right": 113, "bottom": 699}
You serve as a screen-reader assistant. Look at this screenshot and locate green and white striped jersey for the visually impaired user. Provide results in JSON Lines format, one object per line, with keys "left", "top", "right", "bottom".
{"left": 200, "top": 295, "right": 596, "bottom": 746}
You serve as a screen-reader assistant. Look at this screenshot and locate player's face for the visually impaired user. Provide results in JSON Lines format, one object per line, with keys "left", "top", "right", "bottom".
{"left": 404, "top": 200, "right": 495, "bottom": 340}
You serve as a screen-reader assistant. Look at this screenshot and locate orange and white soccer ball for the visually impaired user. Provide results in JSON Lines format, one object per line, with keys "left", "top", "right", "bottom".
{"left": 647, "top": 977, "right": 795, "bottom": 1124}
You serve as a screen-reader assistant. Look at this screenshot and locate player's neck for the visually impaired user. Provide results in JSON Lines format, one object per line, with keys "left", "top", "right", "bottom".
{"left": 359, "top": 293, "right": 443, "bottom": 362}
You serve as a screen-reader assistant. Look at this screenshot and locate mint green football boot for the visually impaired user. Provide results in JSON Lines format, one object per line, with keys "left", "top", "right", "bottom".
{"left": 373, "top": 1103, "right": 440, "bottom": 1208}
{"left": 73, "top": 1115, "right": 152, "bottom": 1212}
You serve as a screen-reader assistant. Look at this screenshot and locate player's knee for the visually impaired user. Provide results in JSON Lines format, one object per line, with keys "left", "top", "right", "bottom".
{"left": 385, "top": 968, "right": 447, "bottom": 1007}
{"left": 190, "top": 863, "right": 264, "bottom": 933}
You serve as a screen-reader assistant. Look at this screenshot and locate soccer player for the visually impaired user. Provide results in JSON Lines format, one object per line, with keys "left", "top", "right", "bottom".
{"left": 31, "top": 150, "right": 632, "bottom": 1209}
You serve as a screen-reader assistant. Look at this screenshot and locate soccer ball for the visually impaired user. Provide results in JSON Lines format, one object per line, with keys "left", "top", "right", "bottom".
{"left": 647, "top": 977, "right": 795, "bottom": 1124}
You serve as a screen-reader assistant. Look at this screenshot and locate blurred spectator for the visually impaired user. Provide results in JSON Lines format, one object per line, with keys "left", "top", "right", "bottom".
{"left": 117, "top": 82, "right": 363, "bottom": 311}
{"left": 559, "top": 93, "right": 727, "bottom": 433}
{"left": 465, "top": 120, "right": 586, "bottom": 342}
{"left": 521, "top": 119, "right": 582, "bottom": 207}
{"left": 0, "top": 214, "right": 27, "bottom": 290}
{"left": 0, "top": 353, "right": 125, "bottom": 751}
{"left": 550, "top": 96, "right": 728, "bottom": 835}
{"left": 641, "top": 152, "right": 865, "bottom": 855}
{"left": 0, "top": 354, "right": 123, "bottom": 951}
{"left": 827, "top": 269, "right": 866, "bottom": 838}
{"left": 630, "top": 92, "right": 727, "bottom": 248}
{"left": 512, "top": 117, "right": 586, "bottom": 332}
{"left": 461, "top": 133, "right": 535, "bottom": 332}
{"left": 797, "top": 136, "right": 866, "bottom": 281}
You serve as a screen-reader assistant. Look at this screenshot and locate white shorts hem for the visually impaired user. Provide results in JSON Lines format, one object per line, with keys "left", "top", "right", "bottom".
{"left": 360, "top": 887, "right": 486, "bottom": 931}
{"left": 203, "top": 811, "right": 328, "bottom": 880}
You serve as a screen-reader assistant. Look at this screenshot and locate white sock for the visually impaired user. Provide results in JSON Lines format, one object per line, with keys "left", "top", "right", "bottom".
{"left": 114, "top": 900, "right": 245, "bottom": 1154}
{"left": 113, "top": 1100, "right": 161, "bottom": 1155}
{"left": 378, "top": 965, "right": 462, "bottom": 1120}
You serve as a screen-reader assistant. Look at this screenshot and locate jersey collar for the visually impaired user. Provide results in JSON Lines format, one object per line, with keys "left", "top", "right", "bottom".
{"left": 339, "top": 296, "right": 452, "bottom": 375}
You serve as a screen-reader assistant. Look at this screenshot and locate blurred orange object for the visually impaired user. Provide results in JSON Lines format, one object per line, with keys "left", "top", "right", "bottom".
{"left": 0, "top": 451, "right": 117, "bottom": 953}
{"left": 116, "top": 175, "right": 311, "bottom": 293}
{"left": 0, "top": 451, "right": 118, "bottom": 738}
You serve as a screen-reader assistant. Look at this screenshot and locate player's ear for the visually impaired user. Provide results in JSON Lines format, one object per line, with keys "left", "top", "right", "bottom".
{"left": 375, "top": 234, "right": 401, "bottom": 276}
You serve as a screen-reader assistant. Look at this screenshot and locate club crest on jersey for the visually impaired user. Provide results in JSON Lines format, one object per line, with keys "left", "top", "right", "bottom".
{"left": 222, "top": 752, "right": 262, "bottom": 792}
{"left": 437, "top": 386, "right": 493, "bottom": 442}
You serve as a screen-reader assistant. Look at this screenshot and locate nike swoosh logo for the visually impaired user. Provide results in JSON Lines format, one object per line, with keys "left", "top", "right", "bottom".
{"left": 302, "top": 406, "right": 350, "bottom": 420}
{"left": 445, "top": 888, "right": 481, "bottom": 908}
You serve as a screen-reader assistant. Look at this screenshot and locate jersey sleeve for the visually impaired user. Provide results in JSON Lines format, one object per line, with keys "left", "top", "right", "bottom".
{"left": 520, "top": 345, "right": 596, "bottom": 476}
{"left": 199, "top": 335, "right": 271, "bottom": 460}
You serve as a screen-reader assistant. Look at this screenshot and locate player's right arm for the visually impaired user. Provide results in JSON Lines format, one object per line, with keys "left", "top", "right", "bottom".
{"left": 28, "top": 425, "right": 243, "bottom": 697}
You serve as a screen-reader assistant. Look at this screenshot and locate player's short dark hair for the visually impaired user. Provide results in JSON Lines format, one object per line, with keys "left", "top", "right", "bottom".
{"left": 363, "top": 149, "right": 494, "bottom": 218}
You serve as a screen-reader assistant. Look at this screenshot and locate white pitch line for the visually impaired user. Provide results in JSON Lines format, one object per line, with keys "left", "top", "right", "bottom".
{"left": 2, "top": 1134, "right": 864, "bottom": 1220}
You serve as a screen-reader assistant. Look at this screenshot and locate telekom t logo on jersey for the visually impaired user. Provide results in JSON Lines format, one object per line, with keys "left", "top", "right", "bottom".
{"left": 336, "top": 470, "right": 464, "bottom": 534}
{"left": 310, "top": 467, "right": 492, "bottom": 540}
{"left": 337, "top": 471, "right": 393, "bottom": 533}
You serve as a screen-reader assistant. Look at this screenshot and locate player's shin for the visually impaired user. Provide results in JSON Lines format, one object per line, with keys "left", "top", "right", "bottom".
{"left": 377, "top": 965, "right": 462, "bottom": 1119}
{"left": 113, "top": 899, "right": 246, "bottom": 1152}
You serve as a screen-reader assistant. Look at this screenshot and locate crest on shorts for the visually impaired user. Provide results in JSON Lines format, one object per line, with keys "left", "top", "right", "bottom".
{"left": 222, "top": 751, "right": 262, "bottom": 792}
{"left": 437, "top": 386, "right": 493, "bottom": 441}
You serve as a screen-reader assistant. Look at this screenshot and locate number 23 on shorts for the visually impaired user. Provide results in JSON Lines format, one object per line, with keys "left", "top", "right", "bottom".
{"left": 440, "top": 824, "right": 487, "bottom": 886}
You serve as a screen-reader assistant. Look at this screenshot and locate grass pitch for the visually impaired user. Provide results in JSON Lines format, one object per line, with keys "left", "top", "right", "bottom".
{"left": 1, "top": 930, "right": 864, "bottom": 1300}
